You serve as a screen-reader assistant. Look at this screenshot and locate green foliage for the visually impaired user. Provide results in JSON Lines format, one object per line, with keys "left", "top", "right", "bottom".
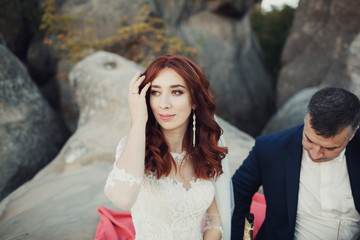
{"left": 250, "top": 4, "right": 295, "bottom": 82}
{"left": 39, "top": 0, "right": 197, "bottom": 64}
{"left": 40, "top": 0, "right": 96, "bottom": 62}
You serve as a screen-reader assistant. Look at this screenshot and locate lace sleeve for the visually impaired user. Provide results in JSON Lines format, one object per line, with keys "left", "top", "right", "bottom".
{"left": 203, "top": 197, "right": 223, "bottom": 239}
{"left": 104, "top": 136, "right": 143, "bottom": 210}
{"left": 114, "top": 136, "right": 127, "bottom": 162}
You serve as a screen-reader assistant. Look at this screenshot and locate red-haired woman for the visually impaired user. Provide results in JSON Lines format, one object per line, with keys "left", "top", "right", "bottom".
{"left": 105, "top": 55, "right": 233, "bottom": 240}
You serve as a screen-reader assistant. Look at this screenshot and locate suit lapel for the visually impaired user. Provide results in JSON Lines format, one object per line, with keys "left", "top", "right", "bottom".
{"left": 345, "top": 130, "right": 360, "bottom": 213}
{"left": 284, "top": 126, "right": 303, "bottom": 234}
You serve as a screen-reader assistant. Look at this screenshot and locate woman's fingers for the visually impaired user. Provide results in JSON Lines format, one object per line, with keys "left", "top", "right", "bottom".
{"left": 129, "top": 72, "right": 146, "bottom": 95}
{"left": 140, "top": 82, "right": 151, "bottom": 97}
{"left": 129, "top": 71, "right": 141, "bottom": 87}
{"left": 132, "top": 75, "right": 145, "bottom": 93}
{"left": 128, "top": 73, "right": 149, "bottom": 125}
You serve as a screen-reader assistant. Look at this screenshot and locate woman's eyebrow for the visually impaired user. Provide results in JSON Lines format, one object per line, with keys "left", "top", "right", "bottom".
{"left": 170, "top": 84, "right": 186, "bottom": 89}
{"left": 151, "top": 84, "right": 186, "bottom": 89}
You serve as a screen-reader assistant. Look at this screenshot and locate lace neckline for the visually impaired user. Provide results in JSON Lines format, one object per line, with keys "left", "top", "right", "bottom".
{"left": 170, "top": 151, "right": 186, "bottom": 166}
{"left": 154, "top": 174, "right": 211, "bottom": 192}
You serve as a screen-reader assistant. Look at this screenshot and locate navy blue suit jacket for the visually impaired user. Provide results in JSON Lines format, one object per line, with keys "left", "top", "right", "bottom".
{"left": 231, "top": 125, "right": 360, "bottom": 240}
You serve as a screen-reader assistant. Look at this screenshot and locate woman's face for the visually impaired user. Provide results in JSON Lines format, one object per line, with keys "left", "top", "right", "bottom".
{"left": 149, "top": 68, "right": 194, "bottom": 134}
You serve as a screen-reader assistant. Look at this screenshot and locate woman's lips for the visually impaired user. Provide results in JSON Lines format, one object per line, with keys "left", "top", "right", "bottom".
{"left": 159, "top": 114, "right": 175, "bottom": 121}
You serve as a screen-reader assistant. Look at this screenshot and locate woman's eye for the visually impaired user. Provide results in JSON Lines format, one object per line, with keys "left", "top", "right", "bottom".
{"left": 151, "top": 90, "right": 160, "bottom": 95}
{"left": 172, "top": 90, "right": 183, "bottom": 95}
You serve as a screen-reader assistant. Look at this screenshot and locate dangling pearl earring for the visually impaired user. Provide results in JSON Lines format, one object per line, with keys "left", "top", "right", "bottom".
{"left": 192, "top": 111, "right": 196, "bottom": 147}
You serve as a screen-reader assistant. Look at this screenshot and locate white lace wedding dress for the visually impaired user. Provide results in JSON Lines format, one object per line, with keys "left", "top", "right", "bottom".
{"left": 104, "top": 137, "right": 233, "bottom": 240}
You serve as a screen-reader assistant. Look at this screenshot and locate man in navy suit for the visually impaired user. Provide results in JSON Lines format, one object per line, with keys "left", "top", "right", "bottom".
{"left": 231, "top": 87, "right": 360, "bottom": 239}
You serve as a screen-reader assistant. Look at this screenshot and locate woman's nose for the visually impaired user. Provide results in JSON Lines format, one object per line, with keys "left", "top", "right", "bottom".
{"left": 159, "top": 93, "right": 171, "bottom": 109}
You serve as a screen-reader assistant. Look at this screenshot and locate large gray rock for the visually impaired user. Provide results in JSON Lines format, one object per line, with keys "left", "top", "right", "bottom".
{"left": 56, "top": 0, "right": 142, "bottom": 40}
{"left": 347, "top": 33, "right": 360, "bottom": 97}
{"left": 277, "top": 0, "right": 360, "bottom": 108}
{"left": 262, "top": 87, "right": 319, "bottom": 135}
{"left": 151, "top": 0, "right": 257, "bottom": 26}
{"left": 0, "top": 45, "right": 69, "bottom": 201}
{"left": 179, "top": 9, "right": 274, "bottom": 136}
{"left": 0, "top": 51, "right": 254, "bottom": 239}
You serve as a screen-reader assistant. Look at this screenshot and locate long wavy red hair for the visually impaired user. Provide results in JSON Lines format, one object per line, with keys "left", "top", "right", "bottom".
{"left": 139, "top": 55, "right": 228, "bottom": 180}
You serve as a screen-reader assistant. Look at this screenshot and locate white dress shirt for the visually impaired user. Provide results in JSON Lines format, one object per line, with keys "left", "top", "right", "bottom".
{"left": 294, "top": 148, "right": 360, "bottom": 240}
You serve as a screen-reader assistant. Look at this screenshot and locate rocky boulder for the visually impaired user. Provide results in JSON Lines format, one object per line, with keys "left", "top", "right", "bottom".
{"left": 277, "top": 0, "right": 360, "bottom": 107}
{"left": 347, "top": 33, "right": 360, "bottom": 97}
{"left": 0, "top": 51, "right": 254, "bottom": 239}
{"left": 0, "top": 45, "right": 69, "bottom": 201}
{"left": 181, "top": 10, "right": 274, "bottom": 136}
{"left": 261, "top": 87, "right": 319, "bottom": 135}
{"left": 150, "top": 0, "right": 257, "bottom": 26}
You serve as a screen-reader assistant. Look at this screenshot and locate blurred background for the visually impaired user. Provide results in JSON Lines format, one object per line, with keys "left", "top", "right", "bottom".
{"left": 1, "top": 0, "right": 359, "bottom": 238}
{"left": 1, "top": 0, "right": 300, "bottom": 137}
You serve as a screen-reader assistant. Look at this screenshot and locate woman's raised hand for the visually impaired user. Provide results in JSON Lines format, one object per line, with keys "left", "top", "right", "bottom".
{"left": 128, "top": 71, "right": 151, "bottom": 125}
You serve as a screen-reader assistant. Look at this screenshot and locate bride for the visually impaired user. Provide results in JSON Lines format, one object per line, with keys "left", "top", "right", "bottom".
{"left": 104, "top": 55, "right": 234, "bottom": 240}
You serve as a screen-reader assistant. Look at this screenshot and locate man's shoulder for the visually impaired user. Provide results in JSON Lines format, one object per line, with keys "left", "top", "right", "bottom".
{"left": 251, "top": 125, "right": 304, "bottom": 161}
{"left": 257, "top": 125, "right": 304, "bottom": 143}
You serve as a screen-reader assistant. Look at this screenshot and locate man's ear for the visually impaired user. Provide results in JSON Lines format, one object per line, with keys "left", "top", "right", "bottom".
{"left": 348, "top": 126, "right": 359, "bottom": 142}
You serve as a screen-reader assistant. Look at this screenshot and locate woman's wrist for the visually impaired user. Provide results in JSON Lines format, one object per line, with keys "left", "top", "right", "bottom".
{"left": 203, "top": 226, "right": 223, "bottom": 240}
{"left": 131, "top": 120, "right": 147, "bottom": 128}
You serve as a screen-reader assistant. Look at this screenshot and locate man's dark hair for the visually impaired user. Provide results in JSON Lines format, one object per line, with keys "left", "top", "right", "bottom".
{"left": 306, "top": 87, "right": 360, "bottom": 138}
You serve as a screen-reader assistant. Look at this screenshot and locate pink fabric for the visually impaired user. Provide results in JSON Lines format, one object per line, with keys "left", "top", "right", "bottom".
{"left": 94, "top": 206, "right": 135, "bottom": 240}
{"left": 250, "top": 193, "right": 266, "bottom": 238}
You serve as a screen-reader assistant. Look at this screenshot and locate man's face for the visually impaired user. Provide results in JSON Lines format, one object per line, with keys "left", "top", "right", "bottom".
{"left": 302, "top": 115, "right": 354, "bottom": 162}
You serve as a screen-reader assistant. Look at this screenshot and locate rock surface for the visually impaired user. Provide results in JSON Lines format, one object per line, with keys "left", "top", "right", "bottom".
{"left": 261, "top": 87, "right": 319, "bottom": 135}
{"left": 277, "top": 0, "right": 360, "bottom": 108}
{"left": 0, "top": 51, "right": 254, "bottom": 239}
{"left": 178, "top": 6, "right": 274, "bottom": 136}
{"left": 0, "top": 45, "right": 69, "bottom": 202}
